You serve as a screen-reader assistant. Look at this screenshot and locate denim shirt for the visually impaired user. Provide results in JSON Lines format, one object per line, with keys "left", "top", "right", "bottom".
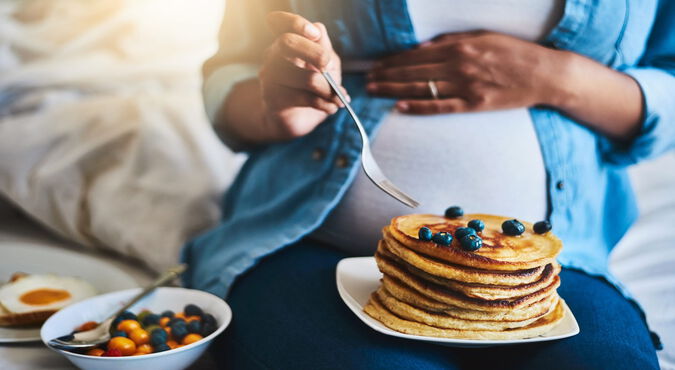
{"left": 183, "top": 0, "right": 675, "bottom": 300}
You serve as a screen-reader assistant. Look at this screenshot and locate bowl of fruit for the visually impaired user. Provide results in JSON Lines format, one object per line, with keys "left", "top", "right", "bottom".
{"left": 40, "top": 287, "right": 231, "bottom": 370}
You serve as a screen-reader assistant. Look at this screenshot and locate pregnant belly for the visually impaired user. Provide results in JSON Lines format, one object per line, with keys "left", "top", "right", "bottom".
{"left": 313, "top": 108, "right": 548, "bottom": 255}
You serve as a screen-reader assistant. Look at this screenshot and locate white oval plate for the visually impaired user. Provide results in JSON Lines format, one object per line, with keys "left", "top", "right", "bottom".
{"left": 0, "top": 241, "right": 139, "bottom": 343}
{"left": 336, "top": 257, "right": 579, "bottom": 348}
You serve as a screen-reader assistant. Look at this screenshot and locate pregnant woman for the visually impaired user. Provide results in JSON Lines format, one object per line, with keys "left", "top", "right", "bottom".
{"left": 184, "top": 1, "right": 673, "bottom": 368}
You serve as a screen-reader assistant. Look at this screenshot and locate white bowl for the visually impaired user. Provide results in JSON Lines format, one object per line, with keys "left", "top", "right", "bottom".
{"left": 41, "top": 287, "right": 231, "bottom": 370}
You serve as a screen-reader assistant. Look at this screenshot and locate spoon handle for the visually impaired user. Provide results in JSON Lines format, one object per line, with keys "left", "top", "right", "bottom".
{"left": 107, "top": 264, "right": 187, "bottom": 321}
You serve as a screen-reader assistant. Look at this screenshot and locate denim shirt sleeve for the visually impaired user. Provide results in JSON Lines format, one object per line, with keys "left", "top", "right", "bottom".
{"left": 601, "top": 0, "right": 675, "bottom": 165}
{"left": 201, "top": 1, "right": 279, "bottom": 125}
{"left": 204, "top": 64, "right": 259, "bottom": 124}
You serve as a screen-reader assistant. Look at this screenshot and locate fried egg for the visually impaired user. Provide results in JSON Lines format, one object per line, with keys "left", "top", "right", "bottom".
{"left": 0, "top": 274, "right": 97, "bottom": 314}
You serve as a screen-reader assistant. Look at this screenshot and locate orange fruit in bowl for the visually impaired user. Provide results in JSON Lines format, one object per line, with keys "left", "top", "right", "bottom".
{"left": 108, "top": 336, "right": 137, "bottom": 356}
{"left": 182, "top": 333, "right": 203, "bottom": 345}
{"left": 133, "top": 343, "right": 153, "bottom": 356}
{"left": 117, "top": 319, "right": 141, "bottom": 333}
{"left": 86, "top": 348, "right": 105, "bottom": 357}
{"left": 129, "top": 328, "right": 150, "bottom": 345}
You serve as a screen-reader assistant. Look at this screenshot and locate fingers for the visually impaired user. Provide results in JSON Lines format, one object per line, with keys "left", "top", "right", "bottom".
{"left": 313, "top": 22, "right": 334, "bottom": 51}
{"left": 376, "top": 31, "right": 484, "bottom": 68}
{"left": 366, "top": 80, "right": 463, "bottom": 99}
{"left": 263, "top": 83, "right": 339, "bottom": 115}
{"left": 396, "top": 98, "right": 470, "bottom": 115}
{"left": 263, "top": 11, "right": 346, "bottom": 120}
{"left": 369, "top": 63, "right": 456, "bottom": 83}
{"left": 267, "top": 12, "right": 334, "bottom": 70}
{"left": 430, "top": 30, "right": 487, "bottom": 43}
{"left": 261, "top": 60, "right": 342, "bottom": 103}
{"left": 267, "top": 11, "right": 321, "bottom": 41}
{"left": 376, "top": 46, "right": 447, "bottom": 69}
{"left": 271, "top": 33, "right": 332, "bottom": 70}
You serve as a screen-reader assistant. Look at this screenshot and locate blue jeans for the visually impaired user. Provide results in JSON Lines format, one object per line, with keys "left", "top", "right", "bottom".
{"left": 210, "top": 240, "right": 659, "bottom": 370}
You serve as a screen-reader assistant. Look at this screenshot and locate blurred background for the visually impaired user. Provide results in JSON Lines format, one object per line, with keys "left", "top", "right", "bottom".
{"left": 0, "top": 1, "right": 673, "bottom": 369}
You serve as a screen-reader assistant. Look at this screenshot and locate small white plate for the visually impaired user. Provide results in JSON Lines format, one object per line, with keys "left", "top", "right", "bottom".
{"left": 336, "top": 257, "right": 579, "bottom": 348}
{"left": 0, "top": 242, "right": 139, "bottom": 343}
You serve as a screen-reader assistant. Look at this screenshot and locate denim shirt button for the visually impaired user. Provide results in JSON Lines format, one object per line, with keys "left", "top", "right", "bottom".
{"left": 311, "top": 148, "right": 325, "bottom": 161}
{"left": 556, "top": 180, "right": 565, "bottom": 190}
{"left": 335, "top": 155, "right": 349, "bottom": 168}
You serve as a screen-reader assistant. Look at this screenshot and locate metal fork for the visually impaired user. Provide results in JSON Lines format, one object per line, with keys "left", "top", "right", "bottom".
{"left": 322, "top": 72, "right": 419, "bottom": 208}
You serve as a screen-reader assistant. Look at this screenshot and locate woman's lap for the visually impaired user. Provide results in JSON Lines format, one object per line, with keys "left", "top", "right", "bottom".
{"left": 211, "top": 240, "right": 659, "bottom": 370}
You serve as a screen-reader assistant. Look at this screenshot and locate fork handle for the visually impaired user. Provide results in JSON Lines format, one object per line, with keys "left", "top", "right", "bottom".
{"left": 322, "top": 72, "right": 369, "bottom": 145}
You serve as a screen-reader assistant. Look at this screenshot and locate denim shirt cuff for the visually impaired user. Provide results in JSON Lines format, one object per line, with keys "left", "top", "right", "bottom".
{"left": 203, "top": 63, "right": 259, "bottom": 123}
{"left": 600, "top": 67, "right": 675, "bottom": 166}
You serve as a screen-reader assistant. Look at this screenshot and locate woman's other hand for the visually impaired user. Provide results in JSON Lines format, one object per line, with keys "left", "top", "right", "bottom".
{"left": 367, "top": 30, "right": 643, "bottom": 142}
{"left": 367, "top": 31, "right": 566, "bottom": 115}
{"left": 258, "top": 11, "right": 346, "bottom": 139}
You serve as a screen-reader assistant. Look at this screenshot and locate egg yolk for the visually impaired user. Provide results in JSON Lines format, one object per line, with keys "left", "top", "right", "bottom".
{"left": 19, "top": 288, "right": 71, "bottom": 305}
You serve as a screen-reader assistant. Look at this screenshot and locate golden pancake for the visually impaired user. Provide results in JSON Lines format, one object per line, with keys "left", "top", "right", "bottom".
{"left": 364, "top": 293, "right": 566, "bottom": 340}
{"left": 374, "top": 288, "right": 548, "bottom": 330}
{"left": 375, "top": 252, "right": 560, "bottom": 312}
{"left": 380, "top": 244, "right": 560, "bottom": 299}
{"left": 380, "top": 236, "right": 544, "bottom": 286}
{"left": 388, "top": 214, "right": 562, "bottom": 271}
{"left": 381, "top": 276, "right": 560, "bottom": 322}
{"left": 432, "top": 263, "right": 560, "bottom": 300}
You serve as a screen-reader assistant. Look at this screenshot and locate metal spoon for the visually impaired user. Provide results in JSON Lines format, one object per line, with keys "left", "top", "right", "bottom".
{"left": 47, "top": 264, "right": 187, "bottom": 351}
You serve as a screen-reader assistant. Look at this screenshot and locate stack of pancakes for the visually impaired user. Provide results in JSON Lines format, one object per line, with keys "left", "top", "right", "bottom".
{"left": 364, "top": 213, "right": 565, "bottom": 340}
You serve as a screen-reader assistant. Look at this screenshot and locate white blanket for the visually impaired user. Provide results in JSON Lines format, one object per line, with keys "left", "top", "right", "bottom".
{"left": 0, "top": 0, "right": 244, "bottom": 272}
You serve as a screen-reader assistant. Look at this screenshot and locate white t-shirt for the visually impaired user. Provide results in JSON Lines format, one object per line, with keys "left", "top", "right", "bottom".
{"left": 314, "top": 0, "right": 564, "bottom": 254}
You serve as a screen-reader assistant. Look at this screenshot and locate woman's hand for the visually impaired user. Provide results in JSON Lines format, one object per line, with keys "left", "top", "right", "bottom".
{"left": 217, "top": 12, "right": 346, "bottom": 149}
{"left": 367, "top": 30, "right": 643, "bottom": 142}
{"left": 258, "top": 11, "right": 346, "bottom": 139}
{"left": 367, "top": 31, "right": 567, "bottom": 114}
